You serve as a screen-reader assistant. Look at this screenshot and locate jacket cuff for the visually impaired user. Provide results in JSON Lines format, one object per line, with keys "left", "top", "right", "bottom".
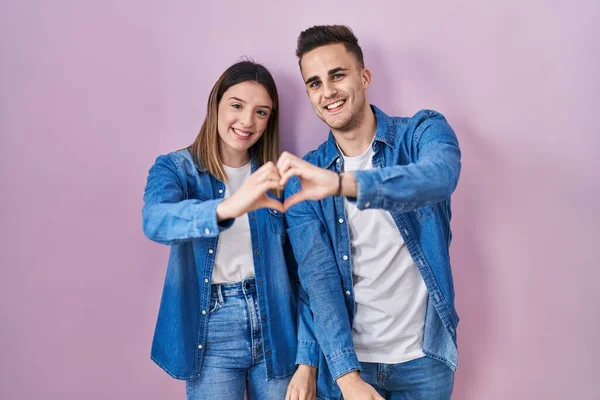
{"left": 351, "top": 170, "right": 382, "bottom": 210}
{"left": 296, "top": 340, "right": 320, "bottom": 367}
{"left": 326, "top": 347, "right": 362, "bottom": 380}
{"left": 195, "top": 198, "right": 234, "bottom": 236}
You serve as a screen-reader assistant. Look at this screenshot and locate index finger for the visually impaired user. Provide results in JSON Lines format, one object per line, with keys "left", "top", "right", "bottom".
{"left": 277, "top": 151, "right": 305, "bottom": 171}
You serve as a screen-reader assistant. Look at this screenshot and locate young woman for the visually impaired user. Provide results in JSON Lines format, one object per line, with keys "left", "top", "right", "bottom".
{"left": 142, "top": 61, "right": 298, "bottom": 399}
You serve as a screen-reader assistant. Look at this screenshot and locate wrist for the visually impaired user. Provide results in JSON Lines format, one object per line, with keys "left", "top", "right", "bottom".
{"left": 339, "top": 172, "right": 358, "bottom": 198}
{"left": 216, "top": 198, "right": 236, "bottom": 221}
{"left": 336, "top": 370, "right": 361, "bottom": 388}
{"left": 297, "top": 364, "right": 317, "bottom": 377}
{"left": 327, "top": 170, "right": 341, "bottom": 197}
{"left": 335, "top": 172, "right": 343, "bottom": 196}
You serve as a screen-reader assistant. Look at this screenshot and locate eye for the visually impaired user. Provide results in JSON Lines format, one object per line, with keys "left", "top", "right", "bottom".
{"left": 231, "top": 103, "right": 242, "bottom": 110}
{"left": 309, "top": 81, "right": 321, "bottom": 89}
{"left": 257, "top": 110, "right": 269, "bottom": 117}
{"left": 332, "top": 73, "right": 345, "bottom": 80}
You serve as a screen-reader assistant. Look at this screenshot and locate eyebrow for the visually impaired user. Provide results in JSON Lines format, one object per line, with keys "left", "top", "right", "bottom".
{"left": 305, "top": 67, "right": 349, "bottom": 85}
{"left": 229, "top": 96, "right": 271, "bottom": 110}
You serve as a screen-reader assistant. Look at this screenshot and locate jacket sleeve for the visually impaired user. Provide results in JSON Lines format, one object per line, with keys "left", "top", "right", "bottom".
{"left": 285, "top": 177, "right": 361, "bottom": 380}
{"left": 142, "top": 154, "right": 233, "bottom": 245}
{"left": 352, "top": 114, "right": 461, "bottom": 211}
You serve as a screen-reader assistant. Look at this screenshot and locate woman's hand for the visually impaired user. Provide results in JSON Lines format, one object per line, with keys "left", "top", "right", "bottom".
{"left": 216, "top": 162, "right": 284, "bottom": 220}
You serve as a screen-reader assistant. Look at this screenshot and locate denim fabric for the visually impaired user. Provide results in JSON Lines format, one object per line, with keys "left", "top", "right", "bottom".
{"left": 358, "top": 357, "right": 454, "bottom": 400}
{"left": 285, "top": 106, "right": 461, "bottom": 400}
{"left": 185, "top": 279, "right": 292, "bottom": 399}
{"left": 143, "top": 149, "right": 297, "bottom": 380}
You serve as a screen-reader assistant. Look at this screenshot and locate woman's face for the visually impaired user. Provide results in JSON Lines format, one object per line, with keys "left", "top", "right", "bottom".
{"left": 217, "top": 81, "right": 273, "bottom": 165}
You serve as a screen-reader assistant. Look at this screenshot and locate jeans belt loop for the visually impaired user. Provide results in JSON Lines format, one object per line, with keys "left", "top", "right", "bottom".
{"left": 217, "top": 284, "right": 224, "bottom": 304}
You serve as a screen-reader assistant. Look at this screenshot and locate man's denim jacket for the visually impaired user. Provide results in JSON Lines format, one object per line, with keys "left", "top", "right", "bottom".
{"left": 142, "top": 149, "right": 298, "bottom": 380}
{"left": 285, "top": 106, "right": 461, "bottom": 399}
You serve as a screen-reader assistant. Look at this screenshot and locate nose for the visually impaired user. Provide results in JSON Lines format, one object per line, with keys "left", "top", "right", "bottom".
{"left": 322, "top": 81, "right": 338, "bottom": 99}
{"left": 239, "top": 108, "right": 254, "bottom": 128}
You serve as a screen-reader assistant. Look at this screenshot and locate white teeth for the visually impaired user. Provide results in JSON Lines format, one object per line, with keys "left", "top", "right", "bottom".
{"left": 327, "top": 100, "right": 345, "bottom": 110}
{"left": 234, "top": 128, "right": 251, "bottom": 137}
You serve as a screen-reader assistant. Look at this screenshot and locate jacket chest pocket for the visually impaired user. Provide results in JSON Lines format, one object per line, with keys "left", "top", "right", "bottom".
{"left": 187, "top": 188, "right": 210, "bottom": 201}
{"left": 184, "top": 166, "right": 214, "bottom": 201}
{"left": 268, "top": 209, "right": 287, "bottom": 236}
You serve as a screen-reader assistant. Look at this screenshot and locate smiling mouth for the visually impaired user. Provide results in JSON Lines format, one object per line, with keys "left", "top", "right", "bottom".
{"left": 232, "top": 128, "right": 254, "bottom": 139}
{"left": 325, "top": 100, "right": 346, "bottom": 112}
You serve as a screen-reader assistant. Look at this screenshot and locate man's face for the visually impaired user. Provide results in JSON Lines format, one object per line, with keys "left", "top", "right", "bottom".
{"left": 300, "top": 43, "right": 370, "bottom": 132}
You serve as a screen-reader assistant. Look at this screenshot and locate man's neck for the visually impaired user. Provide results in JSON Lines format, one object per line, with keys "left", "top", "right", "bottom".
{"left": 332, "top": 106, "right": 377, "bottom": 157}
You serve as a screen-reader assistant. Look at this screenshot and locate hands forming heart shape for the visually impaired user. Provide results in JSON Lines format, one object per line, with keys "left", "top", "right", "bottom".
{"left": 216, "top": 152, "right": 344, "bottom": 220}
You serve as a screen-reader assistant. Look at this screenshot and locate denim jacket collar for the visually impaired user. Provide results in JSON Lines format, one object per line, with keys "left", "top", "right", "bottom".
{"left": 323, "top": 105, "right": 395, "bottom": 168}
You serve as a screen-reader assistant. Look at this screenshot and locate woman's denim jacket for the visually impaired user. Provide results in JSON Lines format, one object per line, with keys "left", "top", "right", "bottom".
{"left": 142, "top": 149, "right": 298, "bottom": 380}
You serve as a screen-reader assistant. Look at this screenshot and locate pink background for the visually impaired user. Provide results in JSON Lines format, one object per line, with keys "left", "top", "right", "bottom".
{"left": 1, "top": 1, "right": 598, "bottom": 399}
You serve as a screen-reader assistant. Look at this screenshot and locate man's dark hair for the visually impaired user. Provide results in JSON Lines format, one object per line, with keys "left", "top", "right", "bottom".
{"left": 296, "top": 25, "right": 364, "bottom": 68}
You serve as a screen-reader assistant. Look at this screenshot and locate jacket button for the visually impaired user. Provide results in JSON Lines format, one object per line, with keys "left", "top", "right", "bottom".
{"left": 208, "top": 249, "right": 214, "bottom": 254}
{"left": 343, "top": 255, "right": 349, "bottom": 261}
{"left": 258, "top": 280, "right": 263, "bottom": 286}
{"left": 265, "top": 349, "right": 271, "bottom": 355}
{"left": 197, "top": 344, "right": 203, "bottom": 350}
{"left": 345, "top": 290, "right": 351, "bottom": 296}
{"left": 262, "top": 315, "right": 267, "bottom": 321}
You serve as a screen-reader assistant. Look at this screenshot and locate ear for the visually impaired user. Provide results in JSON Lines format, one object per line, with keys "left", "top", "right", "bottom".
{"left": 361, "top": 68, "right": 372, "bottom": 89}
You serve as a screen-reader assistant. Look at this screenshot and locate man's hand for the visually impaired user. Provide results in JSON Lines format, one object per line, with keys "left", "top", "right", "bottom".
{"left": 336, "top": 371, "right": 384, "bottom": 400}
{"left": 285, "top": 365, "right": 317, "bottom": 400}
{"left": 277, "top": 151, "right": 350, "bottom": 210}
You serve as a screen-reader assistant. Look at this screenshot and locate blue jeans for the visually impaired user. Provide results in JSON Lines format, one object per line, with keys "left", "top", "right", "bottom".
{"left": 186, "top": 278, "right": 291, "bottom": 400}
{"left": 358, "top": 356, "right": 454, "bottom": 400}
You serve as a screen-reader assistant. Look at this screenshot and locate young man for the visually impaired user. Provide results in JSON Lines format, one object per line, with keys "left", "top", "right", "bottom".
{"left": 281, "top": 25, "right": 461, "bottom": 400}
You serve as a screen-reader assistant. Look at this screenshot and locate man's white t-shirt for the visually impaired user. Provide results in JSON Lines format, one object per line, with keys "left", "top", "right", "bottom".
{"left": 343, "top": 145, "right": 428, "bottom": 363}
